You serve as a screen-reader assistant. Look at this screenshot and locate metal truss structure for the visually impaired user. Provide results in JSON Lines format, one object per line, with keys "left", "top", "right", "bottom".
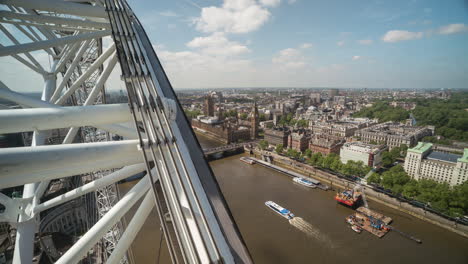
{"left": 0, "top": 0, "right": 252, "bottom": 263}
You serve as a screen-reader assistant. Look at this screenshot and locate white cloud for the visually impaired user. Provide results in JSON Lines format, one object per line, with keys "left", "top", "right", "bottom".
{"left": 382, "top": 30, "right": 423, "bottom": 42}
{"left": 352, "top": 55, "right": 361, "bottom": 61}
{"left": 193, "top": 0, "right": 275, "bottom": 34}
{"left": 300, "top": 43, "right": 312, "bottom": 49}
{"left": 186, "top": 32, "right": 250, "bottom": 56}
{"left": 358, "top": 39, "right": 373, "bottom": 45}
{"left": 337, "top": 41, "right": 345, "bottom": 46}
{"left": 223, "top": 0, "right": 256, "bottom": 10}
{"left": 288, "top": 0, "right": 297, "bottom": 3}
{"left": 154, "top": 44, "right": 254, "bottom": 88}
{"left": 436, "top": 23, "right": 468, "bottom": 35}
{"left": 272, "top": 47, "right": 308, "bottom": 69}
{"left": 259, "top": 0, "right": 281, "bottom": 7}
{"left": 159, "top": 10, "right": 178, "bottom": 17}
{"left": 153, "top": 31, "right": 254, "bottom": 87}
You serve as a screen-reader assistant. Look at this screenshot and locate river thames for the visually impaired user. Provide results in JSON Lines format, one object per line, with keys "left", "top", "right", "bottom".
{"left": 120, "top": 133, "right": 468, "bottom": 264}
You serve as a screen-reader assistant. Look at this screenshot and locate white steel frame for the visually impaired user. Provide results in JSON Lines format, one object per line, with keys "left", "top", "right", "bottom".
{"left": 0, "top": 1, "right": 137, "bottom": 263}
{"left": 0, "top": 1, "right": 245, "bottom": 264}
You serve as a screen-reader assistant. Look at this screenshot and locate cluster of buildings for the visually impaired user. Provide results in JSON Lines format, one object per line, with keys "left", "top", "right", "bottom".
{"left": 179, "top": 88, "right": 466, "bottom": 186}
{"left": 190, "top": 94, "right": 259, "bottom": 144}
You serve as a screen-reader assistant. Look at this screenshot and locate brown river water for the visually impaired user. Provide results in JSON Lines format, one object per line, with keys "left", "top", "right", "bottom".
{"left": 119, "top": 133, "right": 468, "bottom": 264}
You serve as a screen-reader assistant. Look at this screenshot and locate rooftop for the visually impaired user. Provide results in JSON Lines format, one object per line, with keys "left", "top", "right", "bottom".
{"left": 426, "top": 151, "right": 461, "bottom": 164}
{"left": 343, "top": 142, "right": 384, "bottom": 153}
{"left": 459, "top": 149, "right": 468, "bottom": 163}
{"left": 408, "top": 142, "right": 433, "bottom": 154}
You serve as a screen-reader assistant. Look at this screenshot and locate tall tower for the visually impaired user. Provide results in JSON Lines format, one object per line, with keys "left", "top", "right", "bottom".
{"left": 251, "top": 101, "right": 259, "bottom": 139}
{"left": 203, "top": 95, "right": 214, "bottom": 117}
{"left": 218, "top": 107, "right": 224, "bottom": 121}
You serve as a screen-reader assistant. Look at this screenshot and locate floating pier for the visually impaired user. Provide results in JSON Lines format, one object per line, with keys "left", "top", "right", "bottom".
{"left": 347, "top": 207, "right": 392, "bottom": 238}
{"left": 249, "top": 157, "right": 330, "bottom": 190}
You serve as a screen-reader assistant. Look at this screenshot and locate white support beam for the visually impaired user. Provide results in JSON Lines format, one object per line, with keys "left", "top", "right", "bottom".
{"left": 0, "top": 0, "right": 108, "bottom": 18}
{"left": 0, "top": 30, "right": 111, "bottom": 57}
{"left": 0, "top": 81, "right": 57, "bottom": 108}
{"left": 0, "top": 104, "right": 133, "bottom": 134}
{"left": 106, "top": 191, "right": 155, "bottom": 264}
{"left": 0, "top": 10, "right": 110, "bottom": 29}
{"left": 55, "top": 45, "right": 116, "bottom": 104}
{"left": 12, "top": 24, "right": 56, "bottom": 57}
{"left": 62, "top": 54, "right": 119, "bottom": 142}
{"left": 50, "top": 39, "right": 91, "bottom": 101}
{"left": 54, "top": 41, "right": 81, "bottom": 74}
{"left": 33, "top": 164, "right": 147, "bottom": 214}
{"left": 0, "top": 83, "right": 138, "bottom": 139}
{"left": 2, "top": 18, "right": 103, "bottom": 33}
{"left": 0, "top": 45, "right": 48, "bottom": 75}
{"left": 56, "top": 176, "right": 152, "bottom": 264}
{"left": 83, "top": 55, "right": 118, "bottom": 105}
{"left": 0, "top": 24, "right": 45, "bottom": 71}
{"left": 12, "top": 65, "right": 57, "bottom": 264}
{"left": 0, "top": 140, "right": 148, "bottom": 189}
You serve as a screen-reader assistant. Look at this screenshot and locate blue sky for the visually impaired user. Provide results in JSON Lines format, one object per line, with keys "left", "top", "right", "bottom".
{"left": 129, "top": 0, "right": 468, "bottom": 89}
{"left": 1, "top": 0, "right": 467, "bottom": 92}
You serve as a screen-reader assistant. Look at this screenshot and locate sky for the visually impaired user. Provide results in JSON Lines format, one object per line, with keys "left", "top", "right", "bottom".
{"left": 131, "top": 0, "right": 468, "bottom": 89}
{"left": 1, "top": 0, "right": 468, "bottom": 92}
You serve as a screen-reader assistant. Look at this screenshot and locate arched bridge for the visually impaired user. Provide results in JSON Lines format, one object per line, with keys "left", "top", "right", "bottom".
{"left": 203, "top": 141, "right": 257, "bottom": 156}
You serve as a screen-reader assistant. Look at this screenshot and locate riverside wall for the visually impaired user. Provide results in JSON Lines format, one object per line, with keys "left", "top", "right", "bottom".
{"left": 250, "top": 149, "right": 468, "bottom": 238}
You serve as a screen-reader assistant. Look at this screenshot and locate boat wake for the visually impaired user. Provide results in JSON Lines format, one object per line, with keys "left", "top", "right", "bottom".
{"left": 289, "top": 217, "right": 336, "bottom": 249}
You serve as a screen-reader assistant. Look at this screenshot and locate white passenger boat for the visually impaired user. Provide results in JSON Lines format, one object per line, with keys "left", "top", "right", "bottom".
{"left": 265, "top": 201, "right": 295, "bottom": 220}
{"left": 293, "top": 177, "right": 317, "bottom": 188}
{"left": 240, "top": 157, "right": 255, "bottom": 165}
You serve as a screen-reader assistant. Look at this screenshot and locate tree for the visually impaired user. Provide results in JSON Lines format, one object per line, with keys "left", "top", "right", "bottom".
{"left": 322, "top": 154, "right": 336, "bottom": 169}
{"left": 286, "top": 148, "right": 301, "bottom": 159}
{"left": 303, "top": 149, "right": 312, "bottom": 158}
{"left": 275, "top": 144, "right": 284, "bottom": 154}
{"left": 367, "top": 173, "right": 381, "bottom": 184}
{"left": 224, "top": 110, "right": 238, "bottom": 118}
{"left": 382, "top": 151, "right": 394, "bottom": 167}
{"left": 259, "top": 113, "right": 266, "bottom": 122}
{"left": 308, "top": 152, "right": 323, "bottom": 166}
{"left": 402, "top": 180, "right": 419, "bottom": 198}
{"left": 353, "top": 101, "right": 409, "bottom": 122}
{"left": 184, "top": 109, "right": 201, "bottom": 119}
{"left": 296, "top": 119, "right": 308, "bottom": 128}
{"left": 240, "top": 113, "right": 248, "bottom": 120}
{"left": 258, "top": 140, "right": 269, "bottom": 150}
{"left": 330, "top": 159, "right": 343, "bottom": 171}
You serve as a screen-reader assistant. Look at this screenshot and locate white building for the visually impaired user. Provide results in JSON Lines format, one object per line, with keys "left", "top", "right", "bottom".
{"left": 340, "top": 142, "right": 386, "bottom": 167}
{"left": 404, "top": 142, "right": 468, "bottom": 186}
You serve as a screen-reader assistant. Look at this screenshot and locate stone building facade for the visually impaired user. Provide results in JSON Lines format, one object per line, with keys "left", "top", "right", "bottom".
{"left": 264, "top": 127, "right": 289, "bottom": 147}
{"left": 309, "top": 135, "right": 344, "bottom": 156}
{"left": 355, "top": 122, "right": 434, "bottom": 150}
{"left": 288, "top": 131, "right": 310, "bottom": 152}
{"left": 191, "top": 119, "right": 250, "bottom": 144}
{"left": 310, "top": 121, "right": 362, "bottom": 138}
{"left": 340, "top": 142, "right": 386, "bottom": 167}
{"left": 404, "top": 142, "right": 468, "bottom": 186}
